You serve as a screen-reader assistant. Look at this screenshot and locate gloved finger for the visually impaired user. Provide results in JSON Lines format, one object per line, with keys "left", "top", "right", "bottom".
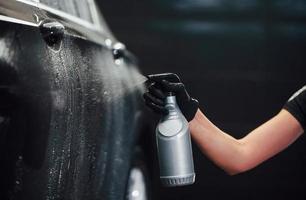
{"left": 148, "top": 84, "right": 166, "bottom": 99}
{"left": 143, "top": 92, "right": 165, "bottom": 106}
{"left": 147, "top": 73, "right": 181, "bottom": 84}
{"left": 145, "top": 101, "right": 169, "bottom": 115}
{"left": 161, "top": 80, "right": 185, "bottom": 92}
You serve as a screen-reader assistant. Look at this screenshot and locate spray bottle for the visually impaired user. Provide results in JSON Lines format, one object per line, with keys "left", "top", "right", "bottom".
{"left": 156, "top": 93, "right": 195, "bottom": 187}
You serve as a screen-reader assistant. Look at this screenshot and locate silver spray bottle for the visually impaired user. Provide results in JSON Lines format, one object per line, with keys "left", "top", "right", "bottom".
{"left": 156, "top": 93, "right": 195, "bottom": 187}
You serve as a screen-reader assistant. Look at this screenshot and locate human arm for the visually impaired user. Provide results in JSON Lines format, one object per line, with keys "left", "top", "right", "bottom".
{"left": 143, "top": 73, "right": 305, "bottom": 175}
{"left": 189, "top": 108, "right": 304, "bottom": 175}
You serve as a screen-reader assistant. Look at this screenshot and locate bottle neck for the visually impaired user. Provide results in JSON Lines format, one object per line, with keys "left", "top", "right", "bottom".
{"left": 163, "top": 95, "right": 185, "bottom": 121}
{"left": 164, "top": 95, "right": 179, "bottom": 116}
{"left": 165, "top": 95, "right": 177, "bottom": 105}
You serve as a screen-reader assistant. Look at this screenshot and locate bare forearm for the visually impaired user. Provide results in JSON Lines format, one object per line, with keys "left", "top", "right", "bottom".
{"left": 189, "top": 109, "right": 246, "bottom": 174}
{"left": 189, "top": 109, "right": 303, "bottom": 175}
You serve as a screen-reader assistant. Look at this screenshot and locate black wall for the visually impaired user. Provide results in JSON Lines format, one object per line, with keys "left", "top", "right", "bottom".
{"left": 98, "top": 0, "right": 306, "bottom": 199}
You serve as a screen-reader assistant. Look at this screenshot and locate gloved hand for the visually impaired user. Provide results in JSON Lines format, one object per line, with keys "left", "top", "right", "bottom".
{"left": 143, "top": 73, "right": 199, "bottom": 122}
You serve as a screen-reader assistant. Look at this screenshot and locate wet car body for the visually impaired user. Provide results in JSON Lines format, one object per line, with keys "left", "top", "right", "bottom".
{"left": 0, "top": 0, "right": 147, "bottom": 199}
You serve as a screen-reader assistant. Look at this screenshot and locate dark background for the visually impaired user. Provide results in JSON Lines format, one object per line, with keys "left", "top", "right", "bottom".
{"left": 97, "top": 0, "right": 306, "bottom": 199}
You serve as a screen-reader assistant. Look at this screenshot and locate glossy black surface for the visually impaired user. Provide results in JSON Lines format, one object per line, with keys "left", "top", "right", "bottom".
{"left": 39, "top": 19, "right": 65, "bottom": 48}
{"left": 0, "top": 19, "right": 144, "bottom": 200}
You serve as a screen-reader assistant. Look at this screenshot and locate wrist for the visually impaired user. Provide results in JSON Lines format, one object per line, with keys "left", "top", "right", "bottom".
{"left": 189, "top": 109, "right": 219, "bottom": 134}
{"left": 189, "top": 109, "right": 206, "bottom": 130}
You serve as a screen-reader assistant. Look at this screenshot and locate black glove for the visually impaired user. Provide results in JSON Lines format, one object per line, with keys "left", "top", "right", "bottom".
{"left": 143, "top": 73, "right": 199, "bottom": 122}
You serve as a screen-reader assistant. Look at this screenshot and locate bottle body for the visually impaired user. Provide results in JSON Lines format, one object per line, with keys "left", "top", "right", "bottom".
{"left": 156, "top": 95, "right": 195, "bottom": 187}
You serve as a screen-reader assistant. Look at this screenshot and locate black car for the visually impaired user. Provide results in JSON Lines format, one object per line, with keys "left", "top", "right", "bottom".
{"left": 0, "top": 0, "right": 153, "bottom": 199}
